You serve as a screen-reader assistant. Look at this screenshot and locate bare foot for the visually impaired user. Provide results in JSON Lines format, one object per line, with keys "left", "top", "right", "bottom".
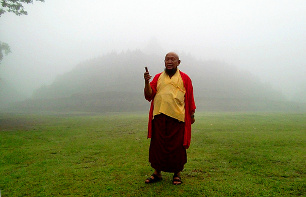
{"left": 145, "top": 171, "right": 162, "bottom": 183}
{"left": 173, "top": 173, "right": 182, "bottom": 185}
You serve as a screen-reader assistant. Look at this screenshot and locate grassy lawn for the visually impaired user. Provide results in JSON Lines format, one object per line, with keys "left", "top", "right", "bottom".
{"left": 0, "top": 112, "right": 305, "bottom": 196}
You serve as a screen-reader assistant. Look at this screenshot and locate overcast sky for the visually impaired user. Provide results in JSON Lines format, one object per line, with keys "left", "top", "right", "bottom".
{"left": 1, "top": 0, "right": 305, "bottom": 100}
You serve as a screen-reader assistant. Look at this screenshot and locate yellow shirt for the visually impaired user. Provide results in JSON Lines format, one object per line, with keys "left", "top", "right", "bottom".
{"left": 153, "top": 70, "right": 186, "bottom": 122}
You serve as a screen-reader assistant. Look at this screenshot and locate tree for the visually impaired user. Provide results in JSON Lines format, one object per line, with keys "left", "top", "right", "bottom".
{"left": 0, "top": 0, "right": 45, "bottom": 16}
{"left": 0, "top": 0, "right": 45, "bottom": 63}
{"left": 0, "top": 41, "right": 11, "bottom": 62}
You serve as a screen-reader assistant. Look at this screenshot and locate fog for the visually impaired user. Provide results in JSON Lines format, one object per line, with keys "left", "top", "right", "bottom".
{"left": 1, "top": 0, "right": 305, "bottom": 103}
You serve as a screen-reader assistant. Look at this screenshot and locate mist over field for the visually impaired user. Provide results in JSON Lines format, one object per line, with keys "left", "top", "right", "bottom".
{"left": 1, "top": 0, "right": 305, "bottom": 111}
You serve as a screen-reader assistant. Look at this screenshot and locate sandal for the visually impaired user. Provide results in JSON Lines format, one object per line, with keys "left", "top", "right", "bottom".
{"left": 173, "top": 175, "right": 182, "bottom": 185}
{"left": 145, "top": 173, "right": 162, "bottom": 184}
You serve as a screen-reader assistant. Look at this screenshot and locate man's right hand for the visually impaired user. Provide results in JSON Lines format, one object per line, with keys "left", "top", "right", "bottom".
{"left": 144, "top": 71, "right": 152, "bottom": 83}
{"left": 144, "top": 71, "right": 153, "bottom": 97}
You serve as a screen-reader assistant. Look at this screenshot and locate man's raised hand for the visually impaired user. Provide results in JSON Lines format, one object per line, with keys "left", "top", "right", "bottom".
{"left": 144, "top": 67, "right": 151, "bottom": 83}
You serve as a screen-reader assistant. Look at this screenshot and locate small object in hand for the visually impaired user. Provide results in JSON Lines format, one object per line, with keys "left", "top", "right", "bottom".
{"left": 145, "top": 67, "right": 149, "bottom": 72}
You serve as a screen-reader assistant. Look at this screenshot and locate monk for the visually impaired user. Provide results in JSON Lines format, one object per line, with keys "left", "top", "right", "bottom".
{"left": 144, "top": 52, "right": 196, "bottom": 185}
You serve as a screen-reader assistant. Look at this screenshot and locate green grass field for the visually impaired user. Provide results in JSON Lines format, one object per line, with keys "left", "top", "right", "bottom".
{"left": 0, "top": 112, "right": 305, "bottom": 196}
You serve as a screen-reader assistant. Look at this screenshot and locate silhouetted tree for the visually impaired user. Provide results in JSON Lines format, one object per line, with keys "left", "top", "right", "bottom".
{"left": 0, "top": 41, "right": 11, "bottom": 62}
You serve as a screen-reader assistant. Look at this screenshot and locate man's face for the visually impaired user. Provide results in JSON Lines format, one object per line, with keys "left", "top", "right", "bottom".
{"left": 164, "top": 53, "right": 180, "bottom": 71}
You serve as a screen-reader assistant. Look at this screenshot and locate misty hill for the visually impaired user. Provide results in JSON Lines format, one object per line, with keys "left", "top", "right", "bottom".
{"left": 12, "top": 50, "right": 305, "bottom": 112}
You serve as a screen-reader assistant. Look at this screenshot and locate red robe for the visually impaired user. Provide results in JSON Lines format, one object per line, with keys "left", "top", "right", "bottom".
{"left": 144, "top": 71, "right": 196, "bottom": 149}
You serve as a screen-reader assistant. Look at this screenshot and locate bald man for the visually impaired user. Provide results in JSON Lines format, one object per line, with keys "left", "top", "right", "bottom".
{"left": 144, "top": 52, "right": 196, "bottom": 185}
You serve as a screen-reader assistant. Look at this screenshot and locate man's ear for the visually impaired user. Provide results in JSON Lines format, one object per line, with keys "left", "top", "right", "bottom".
{"left": 178, "top": 60, "right": 181, "bottom": 65}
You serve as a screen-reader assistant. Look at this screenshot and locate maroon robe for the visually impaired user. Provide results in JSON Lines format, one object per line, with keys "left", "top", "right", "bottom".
{"left": 144, "top": 71, "right": 196, "bottom": 172}
{"left": 149, "top": 114, "right": 187, "bottom": 172}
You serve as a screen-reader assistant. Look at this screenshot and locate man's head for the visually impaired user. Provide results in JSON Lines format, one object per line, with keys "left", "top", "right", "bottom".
{"left": 164, "top": 52, "right": 180, "bottom": 76}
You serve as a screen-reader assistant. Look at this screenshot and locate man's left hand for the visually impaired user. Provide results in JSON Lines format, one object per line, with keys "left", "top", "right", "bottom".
{"left": 191, "top": 114, "right": 195, "bottom": 124}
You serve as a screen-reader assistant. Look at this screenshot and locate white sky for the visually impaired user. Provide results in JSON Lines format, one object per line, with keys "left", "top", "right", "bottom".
{"left": 1, "top": 0, "right": 305, "bottom": 100}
